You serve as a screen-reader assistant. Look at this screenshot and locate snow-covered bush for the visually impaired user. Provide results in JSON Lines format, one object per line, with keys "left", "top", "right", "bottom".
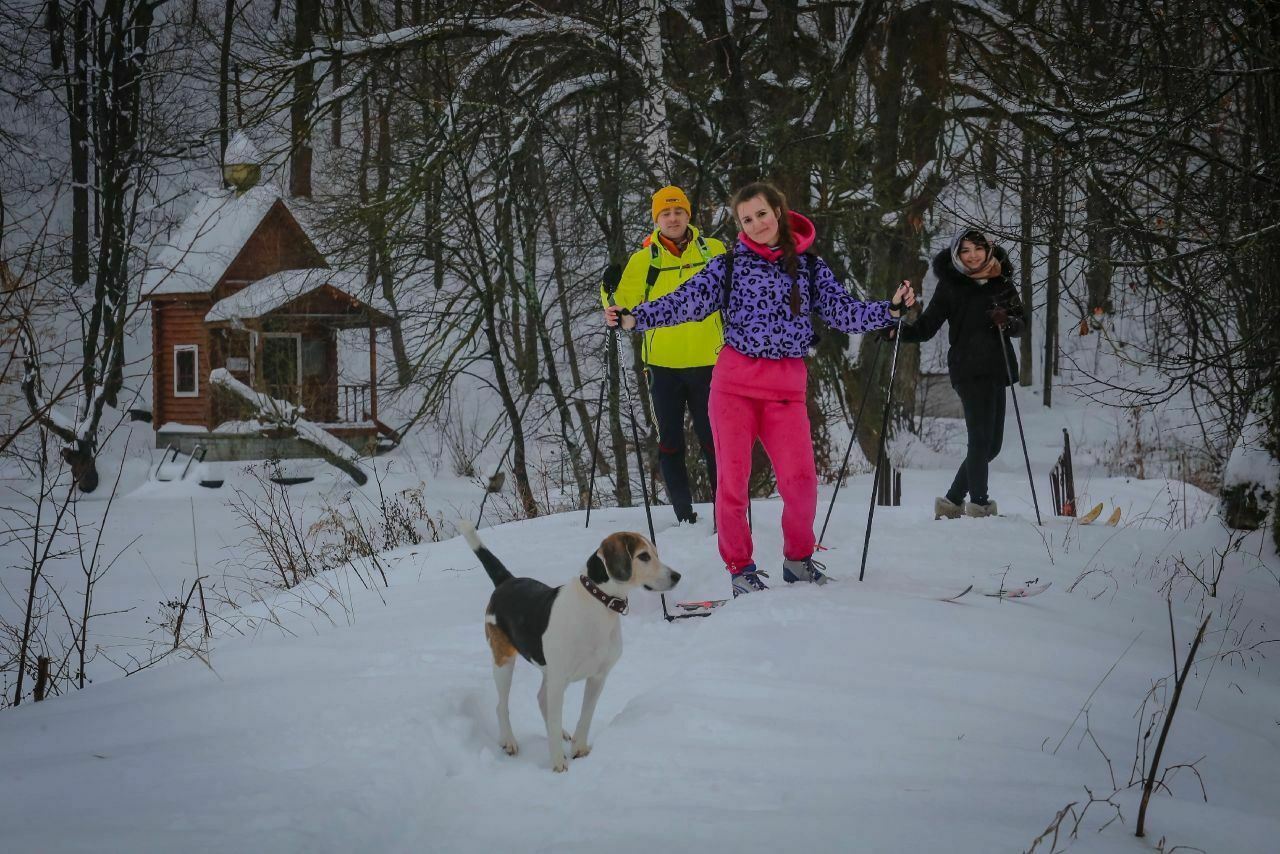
{"left": 1219, "top": 412, "right": 1279, "bottom": 532}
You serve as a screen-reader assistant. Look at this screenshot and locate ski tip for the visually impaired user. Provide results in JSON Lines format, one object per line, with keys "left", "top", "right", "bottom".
{"left": 1104, "top": 507, "right": 1122, "bottom": 526}
{"left": 676, "top": 599, "right": 728, "bottom": 612}
{"left": 1078, "top": 502, "right": 1105, "bottom": 524}
{"left": 940, "top": 584, "right": 974, "bottom": 602}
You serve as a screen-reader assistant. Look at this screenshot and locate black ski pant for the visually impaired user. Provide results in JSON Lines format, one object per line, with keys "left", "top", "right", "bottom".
{"left": 647, "top": 364, "right": 716, "bottom": 521}
{"left": 946, "top": 378, "right": 1007, "bottom": 506}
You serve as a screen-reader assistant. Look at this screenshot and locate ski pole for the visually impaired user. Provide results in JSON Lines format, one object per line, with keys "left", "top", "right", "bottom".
{"left": 999, "top": 326, "right": 1042, "bottom": 526}
{"left": 605, "top": 289, "right": 678, "bottom": 619}
{"left": 818, "top": 336, "right": 885, "bottom": 546}
{"left": 604, "top": 292, "right": 657, "bottom": 542}
{"left": 583, "top": 374, "right": 608, "bottom": 527}
{"left": 585, "top": 264, "right": 623, "bottom": 528}
{"left": 859, "top": 316, "right": 905, "bottom": 582}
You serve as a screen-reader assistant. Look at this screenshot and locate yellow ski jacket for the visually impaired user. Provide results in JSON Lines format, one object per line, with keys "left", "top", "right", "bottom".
{"left": 603, "top": 226, "right": 726, "bottom": 368}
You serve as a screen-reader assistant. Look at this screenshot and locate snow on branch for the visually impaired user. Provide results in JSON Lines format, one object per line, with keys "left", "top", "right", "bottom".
{"left": 17, "top": 325, "right": 78, "bottom": 442}
{"left": 209, "top": 369, "right": 368, "bottom": 486}
{"left": 296, "top": 14, "right": 634, "bottom": 75}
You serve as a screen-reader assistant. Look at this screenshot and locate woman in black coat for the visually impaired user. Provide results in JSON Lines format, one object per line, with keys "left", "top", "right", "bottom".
{"left": 898, "top": 230, "right": 1025, "bottom": 518}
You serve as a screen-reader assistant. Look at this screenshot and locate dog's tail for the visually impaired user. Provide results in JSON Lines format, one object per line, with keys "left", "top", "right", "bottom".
{"left": 459, "top": 520, "right": 513, "bottom": 587}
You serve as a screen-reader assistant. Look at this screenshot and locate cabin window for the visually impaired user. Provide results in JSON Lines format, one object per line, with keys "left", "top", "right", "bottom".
{"left": 174, "top": 345, "right": 199, "bottom": 397}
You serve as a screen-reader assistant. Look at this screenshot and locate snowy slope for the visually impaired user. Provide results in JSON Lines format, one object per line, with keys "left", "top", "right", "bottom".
{"left": 2, "top": 460, "right": 1277, "bottom": 853}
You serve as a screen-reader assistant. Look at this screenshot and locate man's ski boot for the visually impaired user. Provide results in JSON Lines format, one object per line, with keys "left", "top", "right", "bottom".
{"left": 964, "top": 499, "right": 998, "bottom": 518}
{"left": 934, "top": 496, "right": 963, "bottom": 520}
{"left": 730, "top": 564, "right": 769, "bottom": 598}
{"left": 782, "top": 556, "right": 830, "bottom": 585}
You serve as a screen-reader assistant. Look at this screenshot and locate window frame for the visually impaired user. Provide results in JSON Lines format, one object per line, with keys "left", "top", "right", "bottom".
{"left": 173, "top": 344, "right": 199, "bottom": 397}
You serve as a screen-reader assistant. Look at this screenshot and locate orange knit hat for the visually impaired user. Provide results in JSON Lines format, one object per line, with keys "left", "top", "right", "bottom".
{"left": 651, "top": 185, "right": 691, "bottom": 221}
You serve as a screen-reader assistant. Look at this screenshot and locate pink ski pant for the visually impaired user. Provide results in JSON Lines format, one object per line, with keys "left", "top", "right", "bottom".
{"left": 708, "top": 387, "right": 818, "bottom": 570}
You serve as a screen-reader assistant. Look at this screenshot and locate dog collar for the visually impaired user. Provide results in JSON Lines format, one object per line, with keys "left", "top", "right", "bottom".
{"left": 580, "top": 575, "right": 628, "bottom": 614}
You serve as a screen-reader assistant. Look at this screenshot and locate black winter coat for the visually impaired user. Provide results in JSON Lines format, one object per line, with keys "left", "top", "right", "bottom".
{"left": 900, "top": 245, "right": 1025, "bottom": 386}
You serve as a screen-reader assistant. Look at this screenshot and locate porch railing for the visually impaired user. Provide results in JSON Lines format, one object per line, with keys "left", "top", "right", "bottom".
{"left": 257, "top": 382, "right": 372, "bottom": 423}
{"left": 339, "top": 383, "right": 371, "bottom": 423}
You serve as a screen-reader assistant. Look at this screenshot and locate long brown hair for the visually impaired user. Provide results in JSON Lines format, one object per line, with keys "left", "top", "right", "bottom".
{"left": 730, "top": 182, "right": 803, "bottom": 315}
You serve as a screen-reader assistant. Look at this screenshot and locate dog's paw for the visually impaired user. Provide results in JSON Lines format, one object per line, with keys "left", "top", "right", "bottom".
{"left": 551, "top": 756, "right": 569, "bottom": 773}
{"left": 572, "top": 742, "right": 591, "bottom": 759}
{"left": 499, "top": 739, "right": 519, "bottom": 756}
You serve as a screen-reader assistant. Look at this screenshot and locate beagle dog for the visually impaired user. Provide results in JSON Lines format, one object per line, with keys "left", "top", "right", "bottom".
{"left": 460, "top": 522, "right": 680, "bottom": 772}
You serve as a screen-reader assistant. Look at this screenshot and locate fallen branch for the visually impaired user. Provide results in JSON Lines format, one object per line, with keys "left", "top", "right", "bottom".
{"left": 1137, "top": 613, "right": 1211, "bottom": 838}
{"left": 209, "top": 369, "right": 367, "bottom": 485}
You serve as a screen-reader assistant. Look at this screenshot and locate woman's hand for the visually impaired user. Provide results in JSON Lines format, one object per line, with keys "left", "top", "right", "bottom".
{"left": 604, "top": 305, "right": 636, "bottom": 330}
{"left": 890, "top": 280, "right": 917, "bottom": 316}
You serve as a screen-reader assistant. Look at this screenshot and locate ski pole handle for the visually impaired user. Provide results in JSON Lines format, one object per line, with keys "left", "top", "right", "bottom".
{"left": 890, "top": 279, "right": 916, "bottom": 316}
{"left": 602, "top": 263, "right": 623, "bottom": 305}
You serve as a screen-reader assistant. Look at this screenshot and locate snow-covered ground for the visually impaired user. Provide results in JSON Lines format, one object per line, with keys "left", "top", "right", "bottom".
{"left": 2, "top": 390, "right": 1278, "bottom": 853}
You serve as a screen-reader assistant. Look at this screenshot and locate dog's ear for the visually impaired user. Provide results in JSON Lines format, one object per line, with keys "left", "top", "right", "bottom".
{"left": 585, "top": 551, "right": 609, "bottom": 584}
{"left": 598, "top": 534, "right": 633, "bottom": 582}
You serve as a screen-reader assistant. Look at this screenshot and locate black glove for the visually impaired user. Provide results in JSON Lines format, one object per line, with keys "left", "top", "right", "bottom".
{"left": 602, "top": 263, "right": 623, "bottom": 296}
{"left": 988, "top": 306, "right": 1009, "bottom": 330}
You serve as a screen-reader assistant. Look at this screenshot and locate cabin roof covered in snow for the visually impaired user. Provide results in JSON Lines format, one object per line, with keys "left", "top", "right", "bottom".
{"left": 205, "top": 267, "right": 391, "bottom": 324}
{"left": 143, "top": 187, "right": 309, "bottom": 297}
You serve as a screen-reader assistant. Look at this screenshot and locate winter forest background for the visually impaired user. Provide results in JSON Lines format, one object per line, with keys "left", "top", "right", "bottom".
{"left": 2, "top": 3, "right": 1280, "bottom": 847}
{"left": 5, "top": 0, "right": 1279, "bottom": 510}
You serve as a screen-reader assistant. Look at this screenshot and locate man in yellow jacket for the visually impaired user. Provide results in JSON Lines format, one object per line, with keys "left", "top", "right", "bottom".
{"left": 608, "top": 185, "right": 725, "bottom": 524}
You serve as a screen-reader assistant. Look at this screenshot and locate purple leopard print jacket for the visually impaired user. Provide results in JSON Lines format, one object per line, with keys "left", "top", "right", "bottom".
{"left": 630, "top": 240, "right": 895, "bottom": 360}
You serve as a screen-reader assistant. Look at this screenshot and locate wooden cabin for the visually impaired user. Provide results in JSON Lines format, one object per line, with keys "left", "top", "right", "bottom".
{"left": 142, "top": 182, "right": 396, "bottom": 461}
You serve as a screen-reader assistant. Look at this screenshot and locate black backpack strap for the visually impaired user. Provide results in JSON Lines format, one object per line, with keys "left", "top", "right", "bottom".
{"left": 643, "top": 241, "right": 661, "bottom": 301}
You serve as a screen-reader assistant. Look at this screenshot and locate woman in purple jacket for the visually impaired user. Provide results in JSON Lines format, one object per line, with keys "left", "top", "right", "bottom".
{"left": 607, "top": 182, "right": 915, "bottom": 598}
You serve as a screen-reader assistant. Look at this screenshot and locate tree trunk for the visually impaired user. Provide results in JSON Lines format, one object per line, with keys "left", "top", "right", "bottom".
{"left": 542, "top": 201, "right": 607, "bottom": 476}
{"left": 1085, "top": 176, "right": 1114, "bottom": 314}
{"left": 857, "top": 4, "right": 947, "bottom": 460}
{"left": 1044, "top": 153, "right": 1064, "bottom": 407}
{"left": 693, "top": 0, "right": 756, "bottom": 187}
{"left": 290, "top": 0, "right": 318, "bottom": 197}
{"left": 639, "top": 0, "right": 670, "bottom": 180}
{"left": 520, "top": 250, "right": 590, "bottom": 505}
{"left": 330, "top": 0, "right": 342, "bottom": 147}
{"left": 1019, "top": 134, "right": 1035, "bottom": 386}
{"left": 482, "top": 317, "right": 539, "bottom": 518}
{"left": 69, "top": 0, "right": 90, "bottom": 289}
{"left": 219, "top": 0, "right": 235, "bottom": 170}
{"left": 374, "top": 86, "right": 413, "bottom": 387}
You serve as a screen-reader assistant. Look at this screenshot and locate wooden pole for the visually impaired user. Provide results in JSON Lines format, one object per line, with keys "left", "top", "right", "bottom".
{"left": 252, "top": 330, "right": 264, "bottom": 391}
{"left": 34, "top": 656, "right": 50, "bottom": 701}
{"left": 368, "top": 323, "right": 378, "bottom": 422}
